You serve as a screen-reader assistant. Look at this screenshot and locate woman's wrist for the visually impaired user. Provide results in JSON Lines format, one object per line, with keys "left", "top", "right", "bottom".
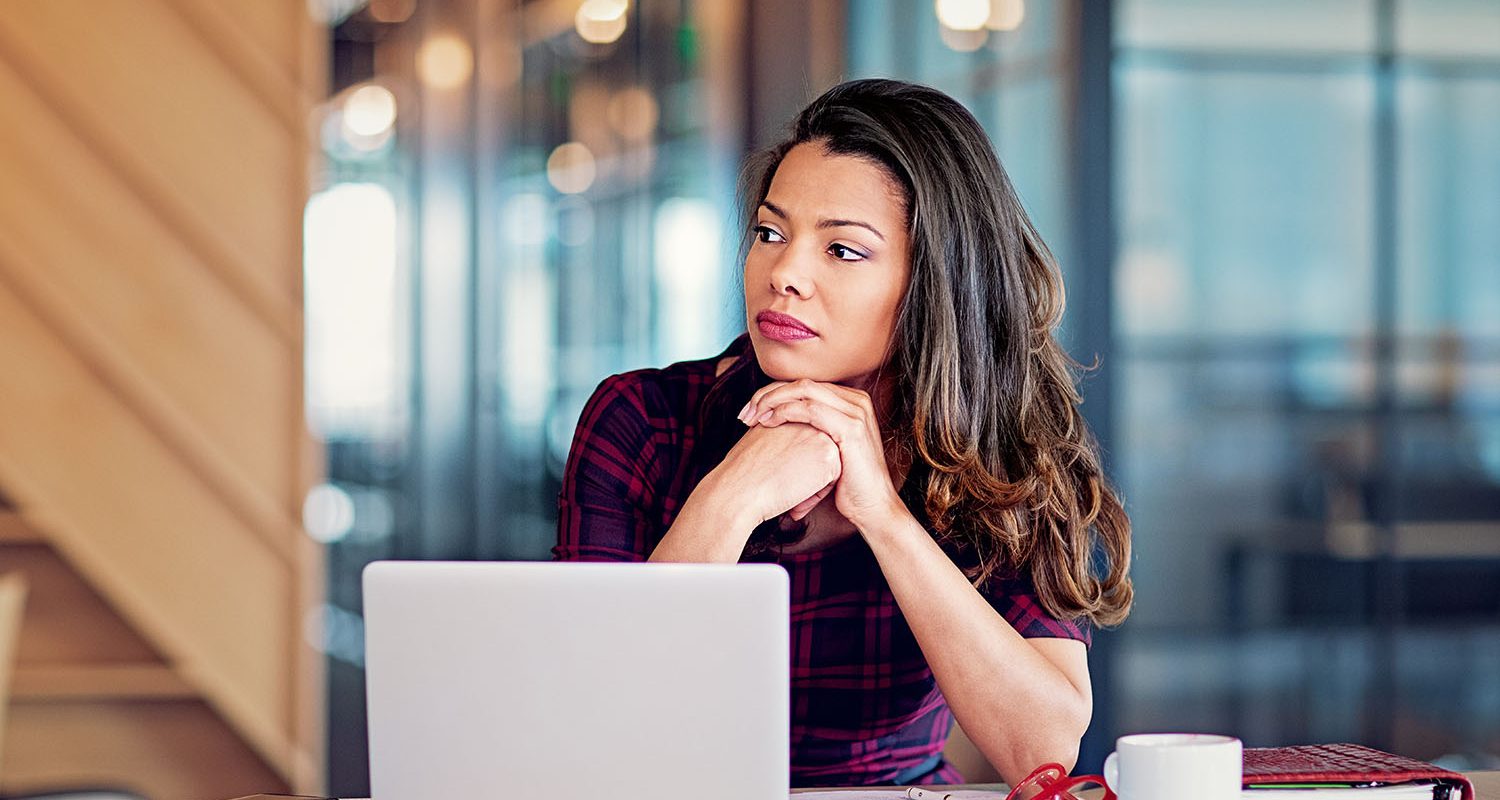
{"left": 854, "top": 495, "right": 923, "bottom": 549}
{"left": 649, "top": 468, "right": 762, "bottom": 563}
{"left": 693, "top": 466, "right": 767, "bottom": 532}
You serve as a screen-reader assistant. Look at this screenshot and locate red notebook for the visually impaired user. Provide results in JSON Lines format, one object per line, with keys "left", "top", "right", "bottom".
{"left": 1242, "top": 743, "right": 1474, "bottom": 799}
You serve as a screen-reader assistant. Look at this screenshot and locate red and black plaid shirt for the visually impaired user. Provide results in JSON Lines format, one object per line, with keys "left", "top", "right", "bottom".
{"left": 554, "top": 335, "right": 1091, "bottom": 787}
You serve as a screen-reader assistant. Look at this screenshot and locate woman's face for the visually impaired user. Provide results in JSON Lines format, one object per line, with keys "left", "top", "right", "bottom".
{"left": 744, "top": 142, "right": 912, "bottom": 388}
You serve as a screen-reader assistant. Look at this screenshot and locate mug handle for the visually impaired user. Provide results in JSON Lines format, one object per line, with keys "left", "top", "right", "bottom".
{"left": 1103, "top": 751, "right": 1119, "bottom": 793}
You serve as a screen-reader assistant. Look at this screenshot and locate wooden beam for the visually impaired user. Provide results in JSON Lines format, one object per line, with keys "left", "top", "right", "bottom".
{"left": 12, "top": 664, "right": 198, "bottom": 702}
{"left": 0, "top": 10, "right": 301, "bottom": 346}
{"left": 0, "top": 511, "right": 43, "bottom": 544}
{"left": 0, "top": 233, "right": 301, "bottom": 566}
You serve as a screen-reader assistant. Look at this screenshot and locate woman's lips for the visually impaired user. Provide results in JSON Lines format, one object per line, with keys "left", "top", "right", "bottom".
{"left": 756, "top": 311, "right": 817, "bottom": 342}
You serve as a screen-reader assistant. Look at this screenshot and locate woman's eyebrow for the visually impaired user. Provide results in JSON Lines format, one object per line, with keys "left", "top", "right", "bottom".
{"left": 760, "top": 200, "right": 887, "bottom": 242}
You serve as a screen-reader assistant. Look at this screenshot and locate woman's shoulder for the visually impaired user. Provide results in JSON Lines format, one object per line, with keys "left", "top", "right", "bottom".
{"left": 581, "top": 336, "right": 753, "bottom": 438}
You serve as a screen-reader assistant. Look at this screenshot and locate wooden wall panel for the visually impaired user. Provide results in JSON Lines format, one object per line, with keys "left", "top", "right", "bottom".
{"left": 172, "top": 0, "right": 309, "bottom": 103}
{"left": 0, "top": 62, "right": 293, "bottom": 519}
{"left": 0, "top": 280, "right": 294, "bottom": 770}
{"left": 3, "top": 544, "right": 160, "bottom": 666}
{"left": 0, "top": 0, "right": 322, "bottom": 791}
{"left": 0, "top": 244, "right": 301, "bottom": 786}
{"left": 0, "top": 572, "right": 24, "bottom": 775}
{"left": 1, "top": 700, "right": 288, "bottom": 800}
{"left": 0, "top": 0, "right": 301, "bottom": 335}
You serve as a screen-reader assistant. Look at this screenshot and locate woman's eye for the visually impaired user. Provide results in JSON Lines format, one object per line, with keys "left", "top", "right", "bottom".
{"left": 753, "top": 225, "right": 784, "bottom": 244}
{"left": 828, "top": 243, "right": 865, "bottom": 262}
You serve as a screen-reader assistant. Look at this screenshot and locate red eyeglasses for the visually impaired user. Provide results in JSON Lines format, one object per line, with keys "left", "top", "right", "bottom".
{"left": 1002, "top": 762, "right": 1116, "bottom": 800}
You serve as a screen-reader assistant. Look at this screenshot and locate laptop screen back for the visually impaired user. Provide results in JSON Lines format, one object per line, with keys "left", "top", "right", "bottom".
{"left": 363, "top": 561, "right": 789, "bottom": 800}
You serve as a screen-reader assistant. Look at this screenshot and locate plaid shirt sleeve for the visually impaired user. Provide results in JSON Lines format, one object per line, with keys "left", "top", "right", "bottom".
{"left": 982, "top": 571, "right": 1093, "bottom": 648}
{"left": 552, "top": 373, "right": 659, "bottom": 562}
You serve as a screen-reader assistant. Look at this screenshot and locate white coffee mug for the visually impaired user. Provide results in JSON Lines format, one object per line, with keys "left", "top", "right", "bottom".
{"left": 1102, "top": 733, "right": 1242, "bottom": 800}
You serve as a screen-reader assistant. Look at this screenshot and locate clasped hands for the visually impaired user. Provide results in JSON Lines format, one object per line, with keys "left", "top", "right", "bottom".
{"left": 717, "top": 378, "right": 907, "bottom": 534}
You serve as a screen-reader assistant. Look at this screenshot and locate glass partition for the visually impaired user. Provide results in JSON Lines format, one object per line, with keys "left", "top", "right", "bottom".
{"left": 1115, "top": 0, "right": 1500, "bottom": 767}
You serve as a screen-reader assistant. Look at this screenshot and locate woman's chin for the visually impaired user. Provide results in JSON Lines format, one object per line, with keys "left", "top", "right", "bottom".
{"left": 750, "top": 341, "right": 817, "bottom": 382}
{"left": 751, "top": 345, "right": 879, "bottom": 389}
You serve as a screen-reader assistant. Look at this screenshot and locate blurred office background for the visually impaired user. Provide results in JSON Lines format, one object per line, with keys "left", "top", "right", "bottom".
{"left": 0, "top": 1, "right": 1496, "bottom": 798}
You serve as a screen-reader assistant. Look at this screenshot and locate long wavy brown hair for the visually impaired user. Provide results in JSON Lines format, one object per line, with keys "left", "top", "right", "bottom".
{"left": 739, "top": 79, "right": 1132, "bottom": 627}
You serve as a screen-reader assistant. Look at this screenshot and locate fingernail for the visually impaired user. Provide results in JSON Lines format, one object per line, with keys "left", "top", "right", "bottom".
{"left": 737, "top": 402, "right": 754, "bottom": 423}
{"left": 756, "top": 410, "right": 773, "bottom": 424}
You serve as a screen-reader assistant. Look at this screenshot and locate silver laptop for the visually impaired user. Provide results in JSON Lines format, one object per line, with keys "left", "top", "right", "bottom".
{"left": 363, "top": 560, "right": 789, "bottom": 800}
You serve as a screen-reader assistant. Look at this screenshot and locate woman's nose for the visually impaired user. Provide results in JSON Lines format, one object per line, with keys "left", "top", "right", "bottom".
{"left": 767, "top": 251, "right": 813, "bottom": 298}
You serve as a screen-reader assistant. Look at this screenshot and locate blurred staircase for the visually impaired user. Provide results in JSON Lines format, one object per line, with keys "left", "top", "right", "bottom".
{"left": 0, "top": 2, "right": 324, "bottom": 798}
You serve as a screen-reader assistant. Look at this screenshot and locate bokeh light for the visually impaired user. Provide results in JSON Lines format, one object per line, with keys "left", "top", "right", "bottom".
{"left": 608, "top": 86, "right": 660, "bottom": 143}
{"left": 576, "top": 0, "right": 629, "bottom": 44}
{"left": 986, "top": 0, "right": 1025, "bottom": 31}
{"left": 546, "top": 142, "right": 597, "bottom": 194}
{"left": 502, "top": 193, "right": 552, "bottom": 248}
{"left": 417, "top": 34, "right": 474, "bottom": 90}
{"left": 367, "top": 0, "right": 415, "bottom": 24}
{"left": 935, "top": 0, "right": 990, "bottom": 31}
{"left": 303, "top": 483, "right": 356, "bottom": 544}
{"left": 939, "top": 23, "right": 990, "bottom": 52}
{"left": 341, "top": 83, "right": 397, "bottom": 138}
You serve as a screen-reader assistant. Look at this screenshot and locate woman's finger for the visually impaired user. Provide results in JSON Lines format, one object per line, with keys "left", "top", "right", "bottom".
{"left": 741, "top": 379, "right": 864, "bottom": 424}
{"left": 788, "top": 480, "right": 836, "bottom": 521}
{"left": 812, "top": 381, "right": 878, "bottom": 415}
{"left": 759, "top": 399, "right": 863, "bottom": 445}
{"left": 738, "top": 381, "right": 786, "bottom": 422}
{"left": 745, "top": 379, "right": 862, "bottom": 420}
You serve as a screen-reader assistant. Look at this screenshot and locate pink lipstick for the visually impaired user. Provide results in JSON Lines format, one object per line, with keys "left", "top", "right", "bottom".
{"left": 756, "top": 310, "right": 817, "bottom": 342}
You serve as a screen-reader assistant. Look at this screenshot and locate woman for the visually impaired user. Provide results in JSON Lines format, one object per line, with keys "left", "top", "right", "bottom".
{"left": 554, "top": 78, "right": 1133, "bottom": 788}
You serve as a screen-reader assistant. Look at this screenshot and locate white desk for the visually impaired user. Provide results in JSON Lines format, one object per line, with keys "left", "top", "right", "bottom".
{"left": 236, "top": 772, "right": 1500, "bottom": 800}
{"left": 789, "top": 772, "right": 1500, "bottom": 798}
